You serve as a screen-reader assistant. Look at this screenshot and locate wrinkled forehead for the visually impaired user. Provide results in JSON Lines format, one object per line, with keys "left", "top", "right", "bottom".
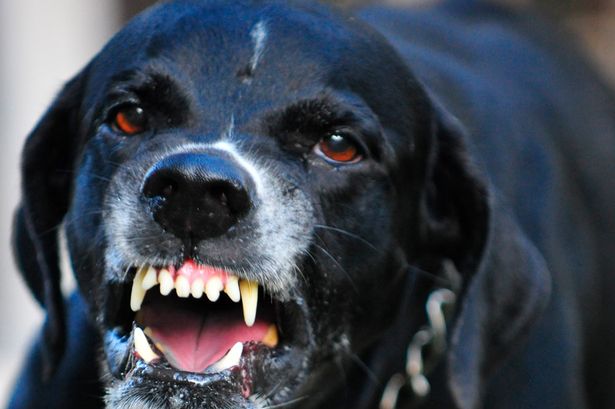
{"left": 87, "top": 1, "right": 365, "bottom": 102}
{"left": 83, "top": 0, "right": 425, "bottom": 144}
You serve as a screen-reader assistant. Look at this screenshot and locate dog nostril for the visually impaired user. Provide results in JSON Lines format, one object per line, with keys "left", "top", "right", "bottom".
{"left": 160, "top": 183, "right": 175, "bottom": 199}
{"left": 143, "top": 175, "right": 178, "bottom": 201}
{"left": 210, "top": 185, "right": 230, "bottom": 209}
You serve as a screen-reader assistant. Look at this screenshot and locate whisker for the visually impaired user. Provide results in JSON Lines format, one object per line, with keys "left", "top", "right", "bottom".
{"left": 119, "top": 234, "right": 172, "bottom": 244}
{"left": 63, "top": 209, "right": 106, "bottom": 227}
{"left": 291, "top": 261, "right": 309, "bottom": 287}
{"left": 312, "top": 235, "right": 358, "bottom": 292}
{"left": 349, "top": 352, "right": 380, "bottom": 386}
{"left": 36, "top": 207, "right": 104, "bottom": 236}
{"left": 262, "top": 380, "right": 285, "bottom": 400}
{"left": 409, "top": 265, "right": 453, "bottom": 287}
{"left": 87, "top": 174, "right": 113, "bottom": 183}
{"left": 314, "top": 224, "right": 380, "bottom": 252}
{"left": 262, "top": 395, "right": 309, "bottom": 409}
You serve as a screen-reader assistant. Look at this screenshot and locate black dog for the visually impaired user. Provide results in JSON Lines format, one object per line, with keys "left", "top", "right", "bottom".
{"left": 9, "top": 1, "right": 615, "bottom": 408}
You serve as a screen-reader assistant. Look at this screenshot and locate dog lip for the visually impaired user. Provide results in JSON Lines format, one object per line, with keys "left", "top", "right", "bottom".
{"left": 123, "top": 357, "right": 242, "bottom": 395}
{"left": 135, "top": 361, "right": 236, "bottom": 387}
{"left": 122, "top": 336, "right": 287, "bottom": 397}
{"left": 104, "top": 328, "right": 133, "bottom": 379}
{"left": 102, "top": 264, "right": 313, "bottom": 403}
{"left": 104, "top": 318, "right": 309, "bottom": 402}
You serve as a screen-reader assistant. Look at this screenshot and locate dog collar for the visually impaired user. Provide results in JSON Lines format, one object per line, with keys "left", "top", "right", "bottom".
{"left": 379, "top": 260, "right": 460, "bottom": 409}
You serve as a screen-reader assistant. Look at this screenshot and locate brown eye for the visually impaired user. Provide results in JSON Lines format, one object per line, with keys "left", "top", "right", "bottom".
{"left": 112, "top": 105, "right": 148, "bottom": 135}
{"left": 316, "top": 132, "right": 362, "bottom": 164}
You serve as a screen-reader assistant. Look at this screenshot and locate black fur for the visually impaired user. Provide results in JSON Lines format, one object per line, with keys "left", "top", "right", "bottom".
{"left": 9, "top": 1, "right": 615, "bottom": 408}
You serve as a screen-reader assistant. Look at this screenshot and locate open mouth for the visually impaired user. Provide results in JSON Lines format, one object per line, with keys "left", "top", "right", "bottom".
{"left": 104, "top": 259, "right": 310, "bottom": 400}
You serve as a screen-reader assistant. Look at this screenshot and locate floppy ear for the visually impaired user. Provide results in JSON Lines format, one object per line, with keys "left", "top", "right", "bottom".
{"left": 446, "top": 209, "right": 551, "bottom": 409}
{"left": 419, "top": 107, "right": 551, "bottom": 409}
{"left": 13, "top": 72, "right": 86, "bottom": 379}
{"left": 417, "top": 107, "right": 489, "bottom": 275}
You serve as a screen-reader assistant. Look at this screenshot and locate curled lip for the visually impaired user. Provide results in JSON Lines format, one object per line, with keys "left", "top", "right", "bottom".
{"left": 102, "top": 262, "right": 313, "bottom": 404}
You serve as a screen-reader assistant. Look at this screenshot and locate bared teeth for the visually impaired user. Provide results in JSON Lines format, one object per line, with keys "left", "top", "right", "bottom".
{"left": 159, "top": 268, "right": 174, "bottom": 296}
{"left": 130, "top": 266, "right": 148, "bottom": 312}
{"left": 209, "top": 342, "right": 243, "bottom": 373}
{"left": 129, "top": 265, "right": 263, "bottom": 329}
{"left": 175, "top": 275, "right": 191, "bottom": 298}
{"left": 134, "top": 327, "right": 160, "bottom": 364}
{"left": 239, "top": 280, "right": 259, "bottom": 327}
{"left": 224, "top": 275, "right": 241, "bottom": 302}
{"left": 191, "top": 278, "right": 205, "bottom": 299}
{"left": 205, "top": 276, "right": 224, "bottom": 302}
{"left": 262, "top": 324, "right": 279, "bottom": 348}
{"left": 141, "top": 266, "right": 158, "bottom": 290}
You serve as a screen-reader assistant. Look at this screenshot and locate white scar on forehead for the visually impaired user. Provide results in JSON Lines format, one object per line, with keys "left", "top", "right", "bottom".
{"left": 225, "top": 115, "right": 236, "bottom": 139}
{"left": 250, "top": 20, "right": 267, "bottom": 72}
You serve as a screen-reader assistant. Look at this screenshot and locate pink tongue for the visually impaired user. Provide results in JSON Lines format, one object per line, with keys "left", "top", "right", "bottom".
{"left": 140, "top": 307, "right": 269, "bottom": 373}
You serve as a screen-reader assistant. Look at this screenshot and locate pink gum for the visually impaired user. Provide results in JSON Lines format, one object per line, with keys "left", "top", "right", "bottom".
{"left": 169, "top": 260, "right": 229, "bottom": 286}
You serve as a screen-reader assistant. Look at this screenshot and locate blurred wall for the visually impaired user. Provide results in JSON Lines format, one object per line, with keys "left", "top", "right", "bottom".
{"left": 0, "top": 0, "right": 119, "bottom": 403}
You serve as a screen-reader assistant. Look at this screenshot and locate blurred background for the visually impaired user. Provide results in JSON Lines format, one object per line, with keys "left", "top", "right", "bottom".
{"left": 0, "top": 0, "right": 613, "bottom": 405}
{"left": 0, "top": 0, "right": 119, "bottom": 402}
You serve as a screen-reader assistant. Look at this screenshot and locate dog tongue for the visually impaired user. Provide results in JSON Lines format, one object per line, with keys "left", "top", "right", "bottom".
{"left": 140, "top": 305, "right": 269, "bottom": 373}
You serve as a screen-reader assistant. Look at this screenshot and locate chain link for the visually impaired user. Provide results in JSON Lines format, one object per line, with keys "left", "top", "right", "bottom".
{"left": 379, "top": 287, "right": 457, "bottom": 409}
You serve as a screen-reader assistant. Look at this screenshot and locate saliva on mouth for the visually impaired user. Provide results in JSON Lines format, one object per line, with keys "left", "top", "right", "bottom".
{"left": 104, "top": 258, "right": 306, "bottom": 399}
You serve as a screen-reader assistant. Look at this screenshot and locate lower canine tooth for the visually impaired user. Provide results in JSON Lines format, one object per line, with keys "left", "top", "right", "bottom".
{"left": 239, "top": 280, "right": 259, "bottom": 327}
{"left": 175, "top": 275, "right": 191, "bottom": 298}
{"left": 130, "top": 266, "right": 148, "bottom": 312}
{"left": 209, "top": 342, "right": 243, "bottom": 372}
{"left": 134, "top": 327, "right": 160, "bottom": 364}
{"left": 159, "top": 269, "right": 174, "bottom": 296}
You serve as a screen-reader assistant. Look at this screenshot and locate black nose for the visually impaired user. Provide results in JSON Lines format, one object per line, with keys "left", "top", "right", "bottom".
{"left": 142, "top": 153, "right": 253, "bottom": 241}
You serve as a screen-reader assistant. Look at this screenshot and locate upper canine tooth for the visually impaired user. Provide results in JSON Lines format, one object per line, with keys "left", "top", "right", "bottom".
{"left": 209, "top": 342, "right": 243, "bottom": 373}
{"left": 175, "top": 275, "right": 191, "bottom": 298}
{"left": 205, "top": 276, "right": 223, "bottom": 302}
{"left": 191, "top": 278, "right": 205, "bottom": 298}
{"left": 141, "top": 266, "right": 158, "bottom": 290}
{"left": 134, "top": 327, "right": 160, "bottom": 364}
{"left": 130, "top": 266, "right": 148, "bottom": 312}
{"left": 224, "top": 275, "right": 241, "bottom": 302}
{"left": 239, "top": 280, "right": 259, "bottom": 327}
{"left": 159, "top": 269, "right": 174, "bottom": 296}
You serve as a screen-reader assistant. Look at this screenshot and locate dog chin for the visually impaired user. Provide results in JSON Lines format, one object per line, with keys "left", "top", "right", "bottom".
{"left": 103, "top": 364, "right": 295, "bottom": 409}
{"left": 104, "top": 377, "right": 257, "bottom": 409}
{"left": 105, "top": 391, "right": 167, "bottom": 409}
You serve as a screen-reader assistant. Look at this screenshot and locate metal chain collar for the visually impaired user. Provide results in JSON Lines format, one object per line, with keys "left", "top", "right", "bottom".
{"left": 379, "top": 261, "right": 460, "bottom": 409}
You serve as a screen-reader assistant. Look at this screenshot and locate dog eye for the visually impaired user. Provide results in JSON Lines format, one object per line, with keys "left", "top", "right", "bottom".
{"left": 315, "top": 132, "right": 363, "bottom": 164}
{"left": 111, "top": 105, "right": 148, "bottom": 135}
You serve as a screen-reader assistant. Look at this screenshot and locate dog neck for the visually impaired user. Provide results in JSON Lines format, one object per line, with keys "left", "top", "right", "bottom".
{"left": 311, "top": 261, "right": 462, "bottom": 409}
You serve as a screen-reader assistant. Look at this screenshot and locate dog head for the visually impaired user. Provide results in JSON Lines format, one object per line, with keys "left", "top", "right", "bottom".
{"left": 14, "top": 1, "right": 550, "bottom": 408}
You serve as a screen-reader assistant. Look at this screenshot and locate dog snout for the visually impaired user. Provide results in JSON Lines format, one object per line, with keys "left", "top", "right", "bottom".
{"left": 141, "top": 152, "right": 253, "bottom": 241}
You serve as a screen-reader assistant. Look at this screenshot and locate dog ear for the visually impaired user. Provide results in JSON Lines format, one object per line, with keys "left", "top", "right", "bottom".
{"left": 13, "top": 71, "right": 86, "bottom": 379}
{"left": 418, "top": 107, "right": 551, "bottom": 409}
{"left": 446, "top": 210, "right": 551, "bottom": 409}
{"left": 417, "top": 108, "right": 490, "bottom": 275}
